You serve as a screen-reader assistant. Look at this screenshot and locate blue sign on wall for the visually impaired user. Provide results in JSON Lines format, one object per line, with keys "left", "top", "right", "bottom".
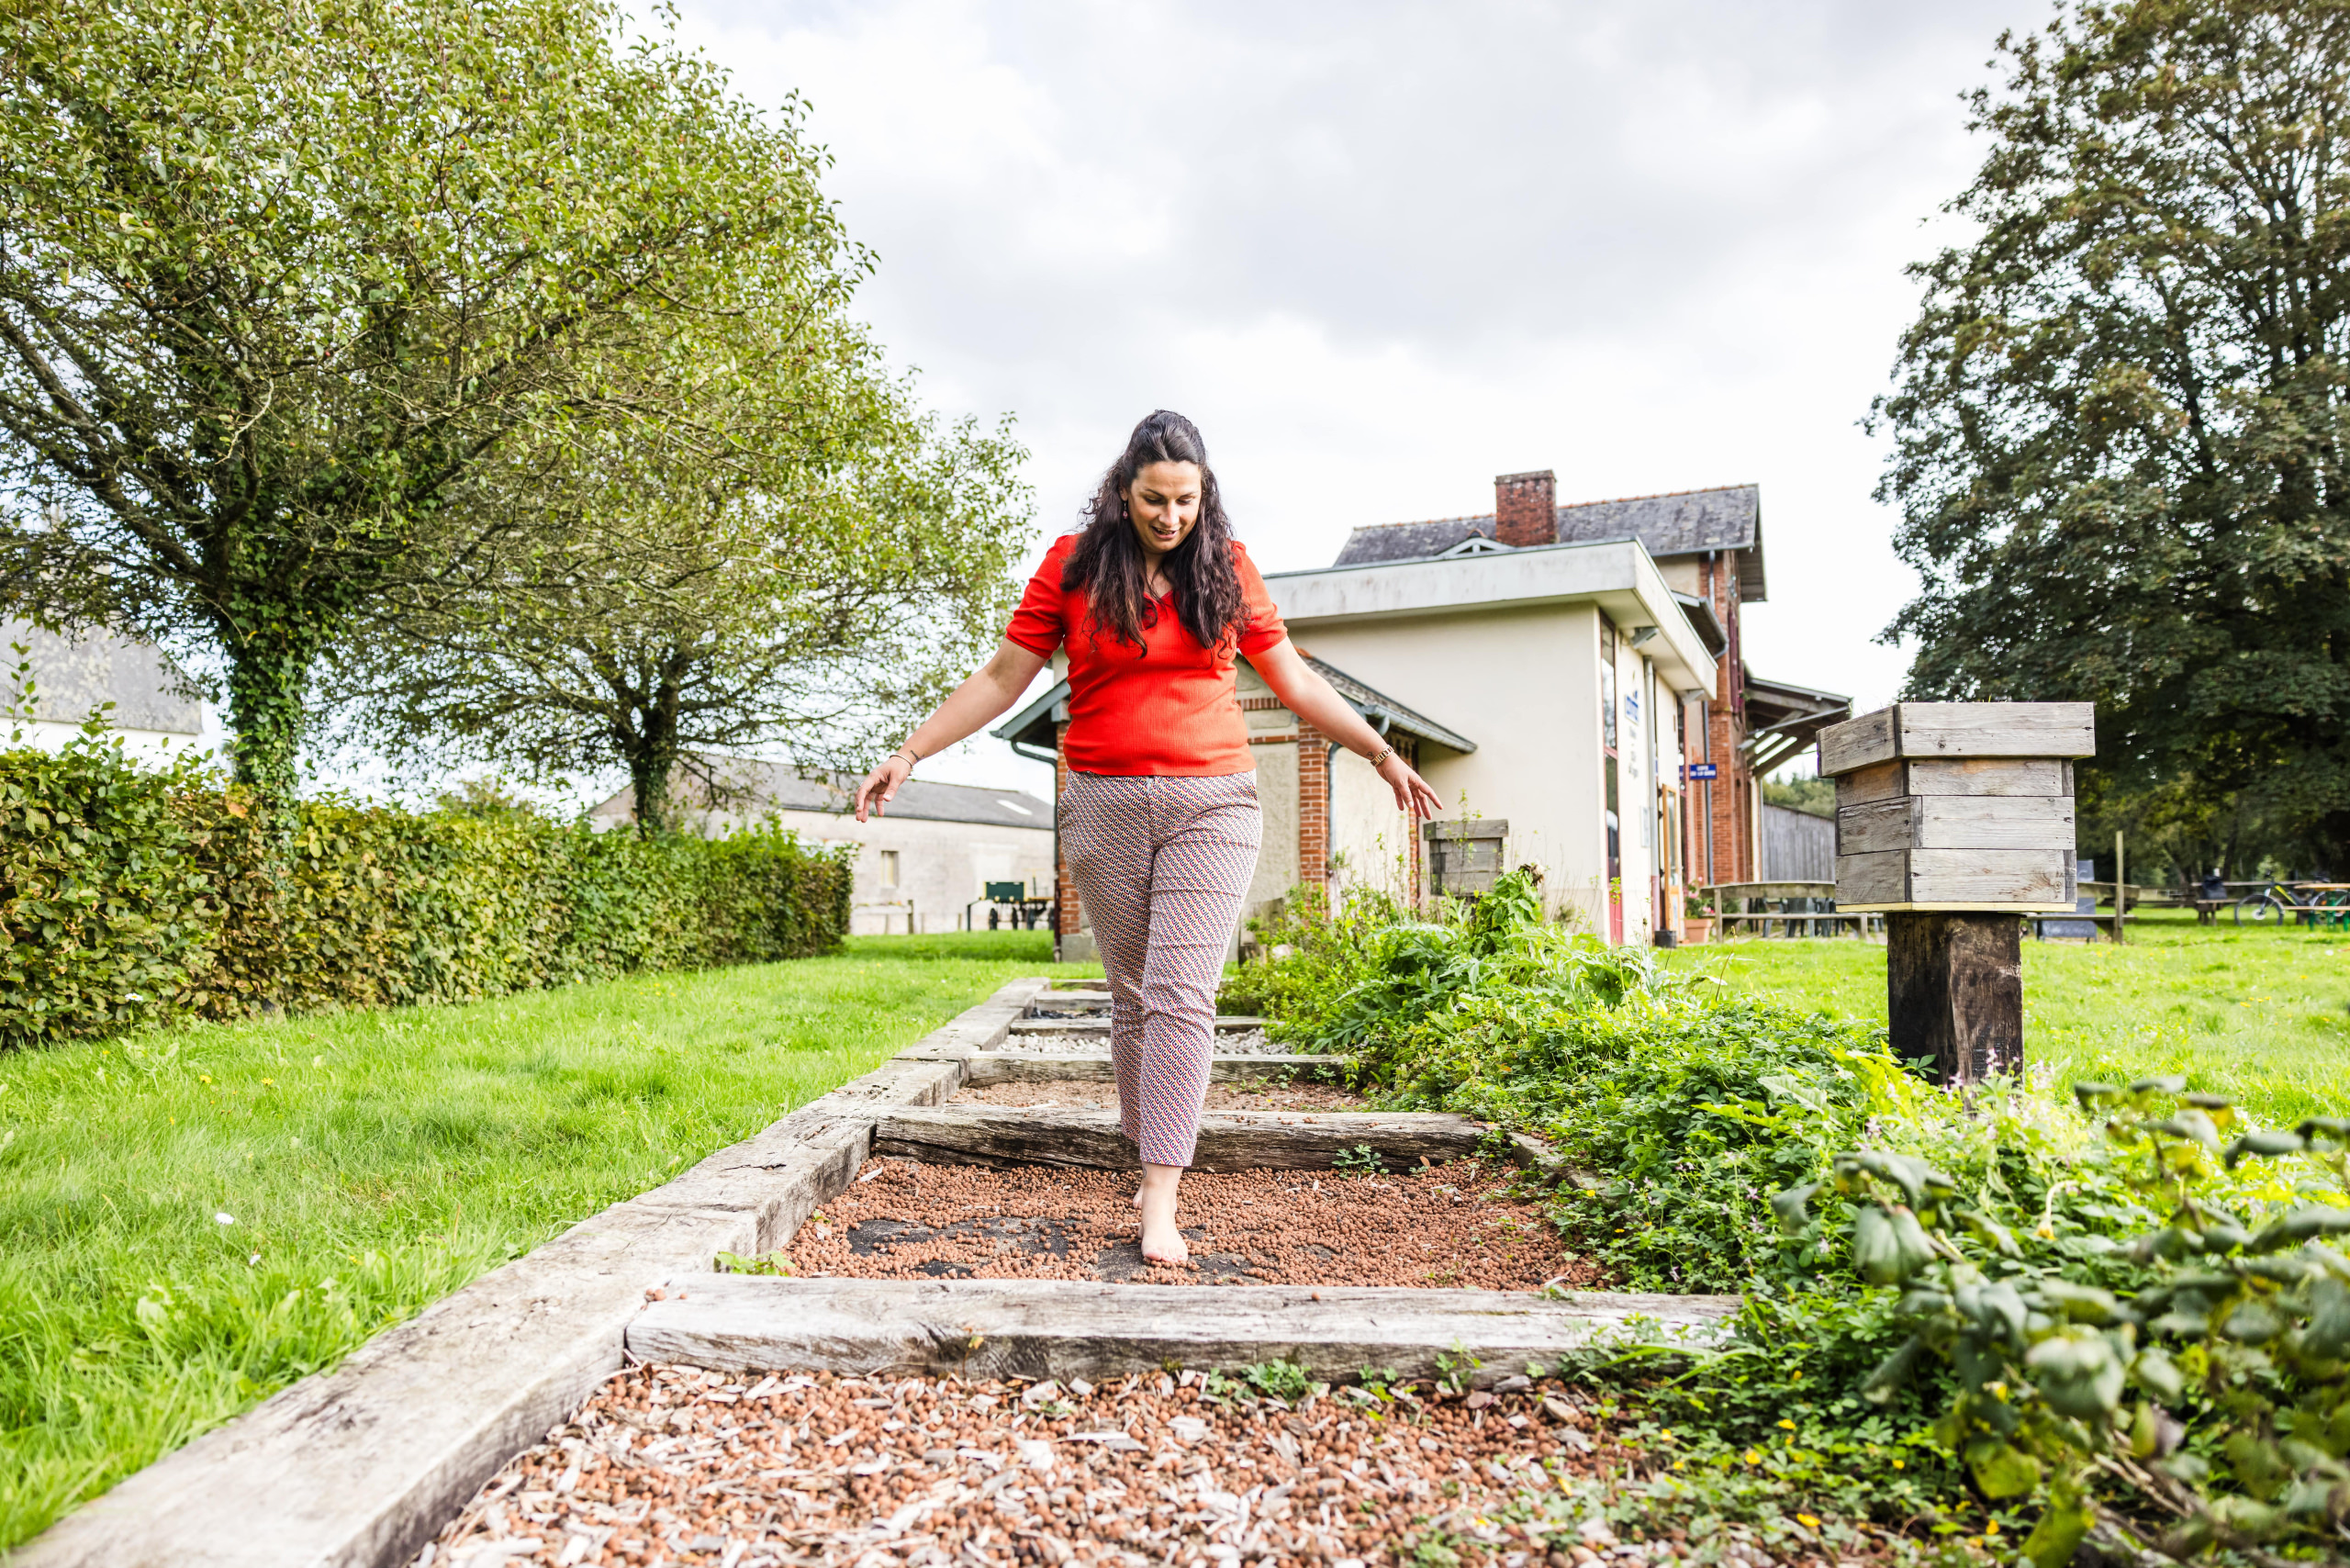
{"left": 1684, "top": 762, "right": 1718, "bottom": 781}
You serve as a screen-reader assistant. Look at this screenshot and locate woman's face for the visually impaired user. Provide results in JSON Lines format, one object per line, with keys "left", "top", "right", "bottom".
{"left": 1125, "top": 460, "right": 1203, "bottom": 564}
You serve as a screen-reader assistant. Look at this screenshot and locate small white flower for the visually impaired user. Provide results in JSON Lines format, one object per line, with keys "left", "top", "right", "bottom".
{"left": 214, "top": 1212, "right": 235, "bottom": 1226}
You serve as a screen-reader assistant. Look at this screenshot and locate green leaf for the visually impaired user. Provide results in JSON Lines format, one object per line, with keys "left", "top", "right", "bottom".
{"left": 2019, "top": 1494, "right": 2093, "bottom": 1568}
{"left": 1965, "top": 1438, "right": 2042, "bottom": 1498}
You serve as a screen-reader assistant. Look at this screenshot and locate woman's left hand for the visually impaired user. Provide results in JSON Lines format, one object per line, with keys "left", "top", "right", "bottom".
{"left": 1377, "top": 753, "right": 1445, "bottom": 819}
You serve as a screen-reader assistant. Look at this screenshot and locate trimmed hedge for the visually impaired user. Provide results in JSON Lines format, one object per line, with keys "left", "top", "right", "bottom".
{"left": 0, "top": 735, "right": 851, "bottom": 1045}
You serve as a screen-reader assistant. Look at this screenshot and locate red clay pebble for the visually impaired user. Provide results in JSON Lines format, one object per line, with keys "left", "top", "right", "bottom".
{"left": 429, "top": 1366, "right": 1906, "bottom": 1568}
{"left": 791, "top": 1159, "right": 1606, "bottom": 1290}
{"left": 952, "top": 1081, "right": 1367, "bottom": 1113}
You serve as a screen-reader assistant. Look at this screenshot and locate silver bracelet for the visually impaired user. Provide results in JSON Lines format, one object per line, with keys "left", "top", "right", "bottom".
{"left": 892, "top": 745, "right": 922, "bottom": 767}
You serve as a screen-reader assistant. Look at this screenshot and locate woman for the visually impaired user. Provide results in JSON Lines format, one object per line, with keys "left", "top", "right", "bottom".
{"left": 854, "top": 410, "right": 1442, "bottom": 1265}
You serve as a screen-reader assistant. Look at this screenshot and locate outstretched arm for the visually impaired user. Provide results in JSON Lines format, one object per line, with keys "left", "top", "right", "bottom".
{"left": 1247, "top": 638, "right": 1444, "bottom": 819}
{"left": 854, "top": 639, "right": 1054, "bottom": 821}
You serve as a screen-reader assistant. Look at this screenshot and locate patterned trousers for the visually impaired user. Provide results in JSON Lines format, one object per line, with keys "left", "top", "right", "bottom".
{"left": 1059, "top": 772, "right": 1263, "bottom": 1168}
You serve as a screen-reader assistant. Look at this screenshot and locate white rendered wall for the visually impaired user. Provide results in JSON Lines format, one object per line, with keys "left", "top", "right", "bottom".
{"left": 8, "top": 720, "right": 214, "bottom": 767}
{"left": 1328, "top": 747, "right": 1415, "bottom": 910}
{"left": 1283, "top": 601, "right": 1608, "bottom": 932}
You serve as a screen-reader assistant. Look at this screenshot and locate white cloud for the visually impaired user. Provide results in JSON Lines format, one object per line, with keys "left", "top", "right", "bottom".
{"left": 658, "top": 0, "right": 2037, "bottom": 792}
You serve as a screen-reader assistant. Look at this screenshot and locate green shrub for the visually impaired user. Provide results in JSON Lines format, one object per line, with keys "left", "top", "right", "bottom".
{"left": 1235, "top": 870, "right": 2350, "bottom": 1552}
{"left": 0, "top": 732, "right": 850, "bottom": 1046}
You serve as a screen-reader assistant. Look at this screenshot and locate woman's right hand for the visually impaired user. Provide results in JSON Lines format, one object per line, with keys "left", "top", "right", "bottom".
{"left": 854, "top": 756, "right": 912, "bottom": 822}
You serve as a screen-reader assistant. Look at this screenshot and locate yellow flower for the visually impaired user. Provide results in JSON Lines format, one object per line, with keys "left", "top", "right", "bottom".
{"left": 262, "top": 1078, "right": 274, "bottom": 1086}
{"left": 1743, "top": 1450, "right": 1761, "bottom": 1465}
{"left": 1777, "top": 1419, "right": 1796, "bottom": 1430}
{"left": 1796, "top": 1514, "right": 1820, "bottom": 1529}
{"left": 1985, "top": 1520, "right": 2001, "bottom": 1537}
{"left": 199, "top": 1074, "right": 212, "bottom": 1084}
{"left": 1891, "top": 1458, "right": 1904, "bottom": 1470}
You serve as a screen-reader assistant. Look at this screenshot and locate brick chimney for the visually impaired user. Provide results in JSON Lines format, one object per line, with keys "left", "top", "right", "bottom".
{"left": 1494, "top": 469, "right": 1557, "bottom": 548}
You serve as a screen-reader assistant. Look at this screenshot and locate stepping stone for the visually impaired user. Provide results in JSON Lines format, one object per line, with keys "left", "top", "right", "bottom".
{"left": 627, "top": 1276, "right": 1739, "bottom": 1384}
{"left": 869, "top": 1106, "right": 1486, "bottom": 1172}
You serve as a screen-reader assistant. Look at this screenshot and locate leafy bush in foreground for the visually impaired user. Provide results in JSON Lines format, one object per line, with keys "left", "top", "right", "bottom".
{"left": 0, "top": 728, "right": 851, "bottom": 1046}
{"left": 1235, "top": 870, "right": 2350, "bottom": 1559}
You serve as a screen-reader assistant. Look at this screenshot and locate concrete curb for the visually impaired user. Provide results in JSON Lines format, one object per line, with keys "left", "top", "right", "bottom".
{"left": 11, "top": 977, "right": 1049, "bottom": 1568}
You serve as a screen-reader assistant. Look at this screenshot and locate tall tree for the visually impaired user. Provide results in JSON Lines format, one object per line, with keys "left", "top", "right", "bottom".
{"left": 330, "top": 398, "right": 1030, "bottom": 833}
{"left": 0, "top": 0, "right": 859, "bottom": 799}
{"left": 1876, "top": 0, "right": 2350, "bottom": 870}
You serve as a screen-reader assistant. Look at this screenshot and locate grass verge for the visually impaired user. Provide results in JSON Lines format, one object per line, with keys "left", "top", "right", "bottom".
{"left": 1665, "top": 917, "right": 2350, "bottom": 1122}
{"left": 0, "top": 932, "right": 1087, "bottom": 1551}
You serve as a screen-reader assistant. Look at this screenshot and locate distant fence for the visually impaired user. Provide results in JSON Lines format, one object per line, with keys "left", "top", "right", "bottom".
{"left": 1762, "top": 803, "right": 1835, "bottom": 882}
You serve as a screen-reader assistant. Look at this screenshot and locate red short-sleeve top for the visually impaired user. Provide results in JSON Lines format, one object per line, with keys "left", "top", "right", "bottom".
{"left": 1004, "top": 534, "right": 1288, "bottom": 776}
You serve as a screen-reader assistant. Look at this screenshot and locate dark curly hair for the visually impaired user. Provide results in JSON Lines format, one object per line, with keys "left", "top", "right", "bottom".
{"left": 1062, "top": 410, "right": 1249, "bottom": 655}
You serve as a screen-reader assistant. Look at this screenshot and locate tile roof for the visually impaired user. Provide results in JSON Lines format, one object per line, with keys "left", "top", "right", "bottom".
{"left": 3, "top": 620, "right": 202, "bottom": 734}
{"left": 1331, "top": 484, "right": 1766, "bottom": 599}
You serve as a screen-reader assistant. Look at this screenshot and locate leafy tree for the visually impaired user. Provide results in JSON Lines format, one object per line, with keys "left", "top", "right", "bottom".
{"left": 329, "top": 400, "right": 1029, "bottom": 834}
{"left": 1762, "top": 772, "right": 1834, "bottom": 819}
{"left": 1875, "top": 0, "right": 2350, "bottom": 871}
{"left": 0, "top": 0, "right": 861, "bottom": 800}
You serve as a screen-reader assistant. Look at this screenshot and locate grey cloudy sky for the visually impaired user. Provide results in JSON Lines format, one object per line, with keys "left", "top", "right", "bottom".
{"left": 661, "top": 0, "right": 2041, "bottom": 798}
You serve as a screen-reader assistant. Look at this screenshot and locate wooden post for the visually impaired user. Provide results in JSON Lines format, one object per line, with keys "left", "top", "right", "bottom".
{"left": 1884, "top": 912, "right": 2024, "bottom": 1085}
{"left": 1818, "top": 701, "right": 2096, "bottom": 1089}
{"left": 2114, "top": 829, "right": 2127, "bottom": 944}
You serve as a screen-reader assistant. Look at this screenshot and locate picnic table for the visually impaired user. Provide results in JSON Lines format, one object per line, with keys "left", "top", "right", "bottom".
{"left": 1699, "top": 882, "right": 1883, "bottom": 940}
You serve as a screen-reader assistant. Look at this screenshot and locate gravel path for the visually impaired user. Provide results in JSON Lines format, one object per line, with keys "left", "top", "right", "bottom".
{"left": 950, "top": 1082, "right": 1366, "bottom": 1113}
{"left": 787, "top": 1159, "right": 1605, "bottom": 1290}
{"left": 993, "top": 1030, "right": 1296, "bottom": 1058}
{"left": 426, "top": 1365, "right": 1900, "bottom": 1568}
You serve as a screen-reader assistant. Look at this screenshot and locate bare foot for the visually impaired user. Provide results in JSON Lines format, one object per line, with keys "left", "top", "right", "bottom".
{"left": 1137, "top": 1162, "right": 1190, "bottom": 1267}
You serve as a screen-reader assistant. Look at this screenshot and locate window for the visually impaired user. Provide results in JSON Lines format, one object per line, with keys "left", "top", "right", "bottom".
{"left": 878, "top": 849, "right": 900, "bottom": 889}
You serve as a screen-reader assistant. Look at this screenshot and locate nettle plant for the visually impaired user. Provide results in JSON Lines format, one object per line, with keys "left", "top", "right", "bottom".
{"left": 1778, "top": 1081, "right": 2350, "bottom": 1566}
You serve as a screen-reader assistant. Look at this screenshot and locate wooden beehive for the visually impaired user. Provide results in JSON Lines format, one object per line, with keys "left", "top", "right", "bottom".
{"left": 1818, "top": 702, "right": 2094, "bottom": 912}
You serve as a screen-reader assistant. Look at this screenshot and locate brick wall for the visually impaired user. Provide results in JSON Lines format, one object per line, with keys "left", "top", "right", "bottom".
{"left": 1494, "top": 469, "right": 1558, "bottom": 548}
{"left": 1296, "top": 720, "right": 1329, "bottom": 888}
{"left": 1698, "top": 554, "right": 1754, "bottom": 884}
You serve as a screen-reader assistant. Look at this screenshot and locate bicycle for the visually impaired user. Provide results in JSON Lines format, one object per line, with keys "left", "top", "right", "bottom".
{"left": 2233, "top": 880, "right": 2293, "bottom": 924}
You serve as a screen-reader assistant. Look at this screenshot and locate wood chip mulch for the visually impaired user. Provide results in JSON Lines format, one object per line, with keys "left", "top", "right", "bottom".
{"left": 424, "top": 1365, "right": 1911, "bottom": 1568}
{"left": 949, "top": 1081, "right": 1366, "bottom": 1113}
{"left": 786, "top": 1159, "right": 1607, "bottom": 1290}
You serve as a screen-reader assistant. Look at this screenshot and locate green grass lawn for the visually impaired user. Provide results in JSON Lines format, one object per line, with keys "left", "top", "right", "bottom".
{"left": 1666, "top": 913, "right": 2350, "bottom": 1124}
{"left": 0, "top": 931, "right": 1090, "bottom": 1551}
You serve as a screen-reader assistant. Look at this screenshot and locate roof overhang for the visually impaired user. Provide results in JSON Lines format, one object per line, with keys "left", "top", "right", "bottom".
{"left": 1265, "top": 537, "right": 1719, "bottom": 693}
{"left": 1743, "top": 673, "right": 1852, "bottom": 777}
{"left": 992, "top": 680, "right": 1067, "bottom": 761}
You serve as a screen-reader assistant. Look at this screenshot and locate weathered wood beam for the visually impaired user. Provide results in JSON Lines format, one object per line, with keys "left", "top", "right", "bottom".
{"left": 626, "top": 1277, "right": 1738, "bottom": 1386}
{"left": 1886, "top": 912, "right": 2023, "bottom": 1086}
{"left": 1006, "top": 1015, "right": 1269, "bottom": 1036}
{"left": 870, "top": 1106, "right": 1486, "bottom": 1172}
{"left": 958, "top": 1053, "right": 1344, "bottom": 1087}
